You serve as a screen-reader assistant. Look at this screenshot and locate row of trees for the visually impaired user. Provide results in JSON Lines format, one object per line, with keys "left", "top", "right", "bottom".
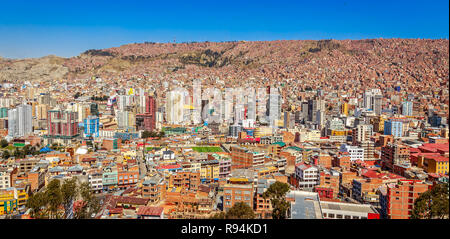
{"left": 211, "top": 182, "right": 291, "bottom": 219}
{"left": 2, "top": 144, "right": 43, "bottom": 159}
{"left": 142, "top": 130, "right": 165, "bottom": 139}
{"left": 91, "top": 95, "right": 109, "bottom": 101}
{"left": 26, "top": 178, "right": 100, "bottom": 219}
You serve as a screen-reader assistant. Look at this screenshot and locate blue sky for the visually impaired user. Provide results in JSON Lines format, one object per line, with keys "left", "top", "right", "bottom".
{"left": 0, "top": 0, "right": 448, "bottom": 59}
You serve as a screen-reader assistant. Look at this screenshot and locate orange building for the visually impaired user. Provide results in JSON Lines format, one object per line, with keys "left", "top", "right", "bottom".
{"left": 168, "top": 171, "right": 200, "bottom": 192}
{"left": 385, "top": 180, "right": 430, "bottom": 219}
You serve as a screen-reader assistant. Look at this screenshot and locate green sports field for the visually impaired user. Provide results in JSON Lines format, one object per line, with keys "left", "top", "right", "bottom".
{"left": 191, "top": 146, "right": 223, "bottom": 152}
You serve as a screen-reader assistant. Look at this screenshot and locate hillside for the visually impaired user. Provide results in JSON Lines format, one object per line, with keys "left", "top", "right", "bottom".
{"left": 0, "top": 39, "right": 448, "bottom": 87}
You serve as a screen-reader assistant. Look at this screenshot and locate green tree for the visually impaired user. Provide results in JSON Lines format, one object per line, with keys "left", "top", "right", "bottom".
{"left": 209, "top": 212, "right": 226, "bottom": 219}
{"left": 46, "top": 179, "right": 63, "bottom": 219}
{"left": 262, "top": 181, "right": 291, "bottom": 219}
{"left": 2, "top": 150, "right": 10, "bottom": 159}
{"left": 142, "top": 131, "right": 152, "bottom": 139}
{"left": 0, "top": 139, "right": 8, "bottom": 148}
{"left": 74, "top": 182, "right": 100, "bottom": 219}
{"left": 412, "top": 183, "right": 449, "bottom": 219}
{"left": 61, "top": 178, "right": 78, "bottom": 218}
{"left": 225, "top": 202, "right": 255, "bottom": 219}
{"left": 26, "top": 191, "right": 48, "bottom": 219}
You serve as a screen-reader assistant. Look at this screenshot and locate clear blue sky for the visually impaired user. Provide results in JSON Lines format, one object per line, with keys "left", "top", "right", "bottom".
{"left": 0, "top": 0, "right": 448, "bottom": 59}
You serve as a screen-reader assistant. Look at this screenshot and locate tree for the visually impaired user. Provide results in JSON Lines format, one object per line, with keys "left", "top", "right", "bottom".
{"left": 412, "top": 183, "right": 449, "bottom": 219}
{"left": 262, "top": 181, "right": 291, "bottom": 219}
{"left": 142, "top": 131, "right": 152, "bottom": 139}
{"left": 2, "top": 150, "right": 10, "bottom": 159}
{"left": 61, "top": 178, "right": 78, "bottom": 218}
{"left": 209, "top": 212, "right": 226, "bottom": 219}
{"left": 46, "top": 179, "right": 63, "bottom": 219}
{"left": 0, "top": 139, "right": 8, "bottom": 148}
{"left": 225, "top": 202, "right": 255, "bottom": 219}
{"left": 26, "top": 191, "right": 48, "bottom": 219}
{"left": 74, "top": 182, "right": 100, "bottom": 219}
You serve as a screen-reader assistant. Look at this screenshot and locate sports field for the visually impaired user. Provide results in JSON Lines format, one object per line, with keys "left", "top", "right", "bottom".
{"left": 191, "top": 146, "right": 223, "bottom": 152}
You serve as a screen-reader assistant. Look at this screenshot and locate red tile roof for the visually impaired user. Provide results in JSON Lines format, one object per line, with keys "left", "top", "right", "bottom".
{"left": 425, "top": 155, "right": 449, "bottom": 162}
{"left": 137, "top": 206, "right": 164, "bottom": 216}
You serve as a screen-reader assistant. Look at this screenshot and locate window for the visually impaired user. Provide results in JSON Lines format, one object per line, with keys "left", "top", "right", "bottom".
{"left": 345, "top": 215, "right": 351, "bottom": 219}
{"left": 352, "top": 216, "right": 359, "bottom": 219}
{"left": 328, "top": 214, "right": 335, "bottom": 218}
{"left": 336, "top": 214, "right": 343, "bottom": 219}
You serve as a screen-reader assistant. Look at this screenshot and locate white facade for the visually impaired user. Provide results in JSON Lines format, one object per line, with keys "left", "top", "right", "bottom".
{"left": 0, "top": 171, "right": 11, "bottom": 190}
{"left": 340, "top": 144, "right": 365, "bottom": 161}
{"left": 295, "top": 164, "right": 319, "bottom": 189}
{"left": 8, "top": 104, "right": 32, "bottom": 138}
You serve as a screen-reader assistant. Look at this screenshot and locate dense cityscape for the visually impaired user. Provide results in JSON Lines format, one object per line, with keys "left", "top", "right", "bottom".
{"left": 0, "top": 38, "right": 448, "bottom": 220}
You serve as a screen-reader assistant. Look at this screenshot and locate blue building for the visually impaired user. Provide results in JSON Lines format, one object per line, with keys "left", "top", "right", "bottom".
{"left": 384, "top": 120, "right": 403, "bottom": 137}
{"left": 83, "top": 116, "right": 99, "bottom": 137}
{"left": 429, "top": 114, "right": 442, "bottom": 127}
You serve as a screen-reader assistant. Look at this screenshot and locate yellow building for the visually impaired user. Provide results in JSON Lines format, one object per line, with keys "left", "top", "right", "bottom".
{"left": 371, "top": 115, "right": 387, "bottom": 133}
{"left": 423, "top": 156, "right": 449, "bottom": 175}
{"left": 200, "top": 160, "right": 220, "bottom": 182}
{"left": 257, "top": 166, "right": 278, "bottom": 178}
{"left": 341, "top": 103, "right": 348, "bottom": 116}
{"left": 254, "top": 127, "right": 273, "bottom": 138}
{"left": 0, "top": 187, "right": 28, "bottom": 215}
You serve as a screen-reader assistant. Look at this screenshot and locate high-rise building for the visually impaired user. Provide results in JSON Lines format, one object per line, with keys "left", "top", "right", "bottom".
{"left": 401, "top": 101, "right": 413, "bottom": 116}
{"left": 341, "top": 102, "right": 349, "bottom": 116}
{"left": 136, "top": 95, "right": 157, "bottom": 132}
{"left": 83, "top": 115, "right": 99, "bottom": 137}
{"left": 373, "top": 95, "right": 383, "bottom": 115}
{"left": 47, "top": 109, "right": 78, "bottom": 137}
{"left": 384, "top": 120, "right": 403, "bottom": 137}
{"left": 166, "top": 90, "right": 185, "bottom": 125}
{"left": 8, "top": 104, "right": 33, "bottom": 138}
{"left": 308, "top": 98, "right": 324, "bottom": 122}
{"left": 363, "top": 89, "right": 382, "bottom": 112}
{"left": 381, "top": 143, "right": 410, "bottom": 170}
{"left": 116, "top": 110, "right": 136, "bottom": 131}
{"left": 352, "top": 124, "right": 373, "bottom": 145}
{"left": 382, "top": 180, "right": 430, "bottom": 219}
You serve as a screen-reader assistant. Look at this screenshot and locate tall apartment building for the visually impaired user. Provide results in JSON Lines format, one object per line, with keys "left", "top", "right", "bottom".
{"left": 136, "top": 95, "right": 156, "bottom": 132}
{"left": 382, "top": 180, "right": 430, "bottom": 219}
{"left": 83, "top": 115, "right": 99, "bottom": 137}
{"left": 357, "top": 141, "right": 375, "bottom": 161}
{"left": 352, "top": 124, "right": 373, "bottom": 145}
{"left": 401, "top": 101, "right": 413, "bottom": 116}
{"left": 363, "top": 89, "right": 382, "bottom": 113}
{"left": 381, "top": 143, "right": 410, "bottom": 170}
{"left": 0, "top": 98, "right": 15, "bottom": 108}
{"left": 384, "top": 120, "right": 403, "bottom": 138}
{"left": 116, "top": 110, "right": 136, "bottom": 131}
{"left": 45, "top": 109, "right": 79, "bottom": 144}
{"left": 8, "top": 104, "right": 33, "bottom": 138}
{"left": 166, "top": 90, "right": 185, "bottom": 125}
